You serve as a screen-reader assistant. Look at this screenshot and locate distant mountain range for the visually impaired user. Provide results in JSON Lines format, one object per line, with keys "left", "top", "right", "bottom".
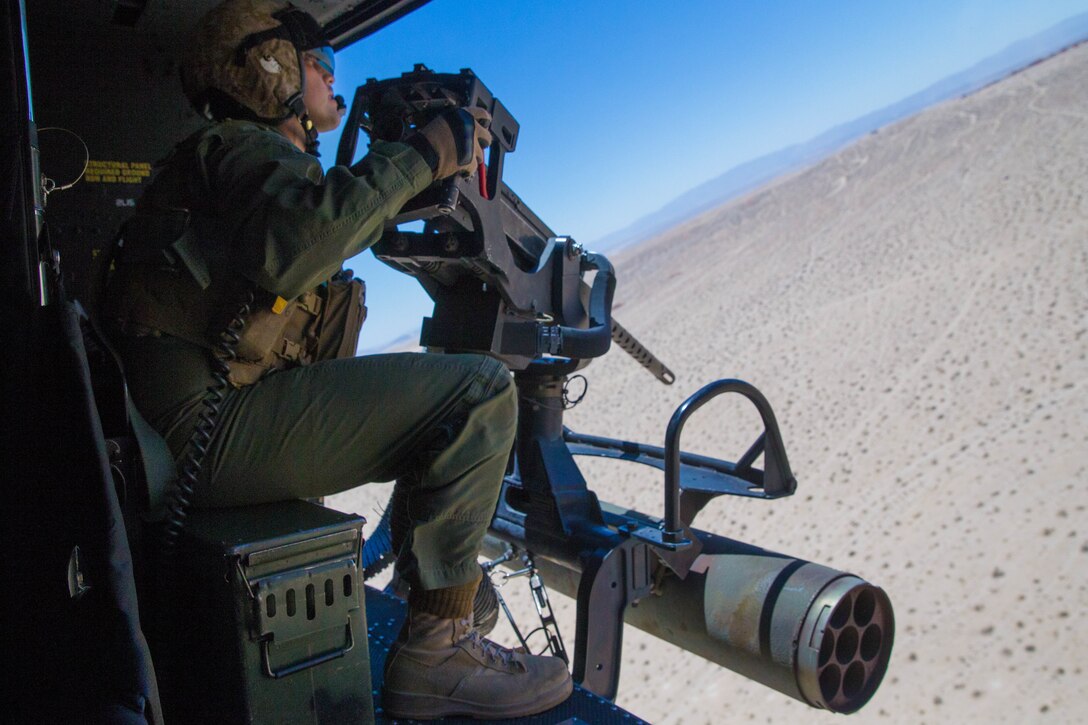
{"left": 360, "top": 328, "right": 419, "bottom": 355}
{"left": 591, "top": 11, "right": 1088, "bottom": 253}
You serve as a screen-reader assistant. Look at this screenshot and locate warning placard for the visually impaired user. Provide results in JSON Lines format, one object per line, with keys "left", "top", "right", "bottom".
{"left": 85, "top": 160, "right": 152, "bottom": 184}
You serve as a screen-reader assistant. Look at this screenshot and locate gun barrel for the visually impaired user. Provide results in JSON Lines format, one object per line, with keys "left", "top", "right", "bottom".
{"left": 484, "top": 516, "right": 894, "bottom": 714}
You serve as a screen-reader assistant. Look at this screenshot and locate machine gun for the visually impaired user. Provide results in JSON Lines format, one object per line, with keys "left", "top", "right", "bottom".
{"left": 338, "top": 64, "right": 673, "bottom": 381}
{"left": 339, "top": 65, "right": 895, "bottom": 714}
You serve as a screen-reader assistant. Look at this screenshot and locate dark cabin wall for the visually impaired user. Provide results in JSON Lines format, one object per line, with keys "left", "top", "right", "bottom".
{"left": 26, "top": 3, "right": 206, "bottom": 304}
{"left": 24, "top": 0, "right": 431, "bottom": 305}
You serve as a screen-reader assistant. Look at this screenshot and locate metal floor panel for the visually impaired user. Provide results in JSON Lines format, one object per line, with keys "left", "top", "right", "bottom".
{"left": 365, "top": 587, "right": 649, "bottom": 724}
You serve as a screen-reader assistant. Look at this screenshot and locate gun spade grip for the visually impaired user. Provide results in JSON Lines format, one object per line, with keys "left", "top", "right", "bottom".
{"left": 452, "top": 108, "right": 476, "bottom": 166}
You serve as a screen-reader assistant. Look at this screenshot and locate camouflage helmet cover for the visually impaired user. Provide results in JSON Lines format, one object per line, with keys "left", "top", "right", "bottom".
{"left": 181, "top": 0, "right": 328, "bottom": 122}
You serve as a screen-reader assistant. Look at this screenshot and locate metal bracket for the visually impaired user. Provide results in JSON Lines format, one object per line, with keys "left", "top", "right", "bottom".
{"left": 629, "top": 525, "right": 690, "bottom": 551}
{"left": 573, "top": 539, "right": 654, "bottom": 700}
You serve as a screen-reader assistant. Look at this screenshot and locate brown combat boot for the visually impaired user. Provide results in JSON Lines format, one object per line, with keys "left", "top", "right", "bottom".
{"left": 381, "top": 611, "right": 573, "bottom": 720}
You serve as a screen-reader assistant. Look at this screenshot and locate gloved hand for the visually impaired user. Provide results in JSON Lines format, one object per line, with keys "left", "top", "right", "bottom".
{"left": 417, "top": 106, "right": 492, "bottom": 180}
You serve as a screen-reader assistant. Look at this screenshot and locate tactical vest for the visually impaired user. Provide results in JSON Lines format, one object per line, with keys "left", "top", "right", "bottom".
{"left": 100, "top": 125, "right": 368, "bottom": 385}
{"left": 101, "top": 206, "right": 367, "bottom": 387}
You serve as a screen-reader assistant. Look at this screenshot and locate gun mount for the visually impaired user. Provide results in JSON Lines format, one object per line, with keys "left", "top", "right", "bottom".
{"left": 338, "top": 67, "right": 896, "bottom": 713}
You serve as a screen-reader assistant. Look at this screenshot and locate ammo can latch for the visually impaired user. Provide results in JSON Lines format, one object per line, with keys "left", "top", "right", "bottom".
{"left": 238, "top": 529, "right": 362, "bottom": 679}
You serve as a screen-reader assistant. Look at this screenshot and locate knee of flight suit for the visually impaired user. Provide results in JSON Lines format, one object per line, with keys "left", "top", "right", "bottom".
{"left": 478, "top": 358, "right": 516, "bottom": 440}
{"left": 449, "top": 354, "right": 516, "bottom": 455}
{"left": 391, "top": 359, "right": 517, "bottom": 591}
{"left": 394, "top": 355, "right": 515, "bottom": 499}
{"left": 464, "top": 354, "right": 513, "bottom": 403}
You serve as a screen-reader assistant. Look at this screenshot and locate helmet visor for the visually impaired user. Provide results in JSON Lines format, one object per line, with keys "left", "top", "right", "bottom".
{"left": 307, "top": 46, "right": 335, "bottom": 76}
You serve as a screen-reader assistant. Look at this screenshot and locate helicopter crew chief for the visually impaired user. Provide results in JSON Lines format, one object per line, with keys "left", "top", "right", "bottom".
{"left": 100, "top": 0, "right": 572, "bottom": 719}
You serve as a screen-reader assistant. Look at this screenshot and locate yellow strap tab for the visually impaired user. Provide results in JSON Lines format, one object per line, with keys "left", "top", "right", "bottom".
{"left": 271, "top": 296, "right": 288, "bottom": 314}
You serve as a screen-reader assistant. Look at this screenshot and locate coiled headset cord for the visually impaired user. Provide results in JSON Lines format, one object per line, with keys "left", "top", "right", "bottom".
{"left": 159, "top": 292, "right": 254, "bottom": 556}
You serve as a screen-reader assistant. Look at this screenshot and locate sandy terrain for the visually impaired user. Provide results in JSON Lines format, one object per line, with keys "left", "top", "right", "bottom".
{"left": 330, "top": 42, "right": 1088, "bottom": 723}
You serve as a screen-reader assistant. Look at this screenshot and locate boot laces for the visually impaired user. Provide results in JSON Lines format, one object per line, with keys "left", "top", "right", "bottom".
{"left": 459, "top": 620, "right": 516, "bottom": 668}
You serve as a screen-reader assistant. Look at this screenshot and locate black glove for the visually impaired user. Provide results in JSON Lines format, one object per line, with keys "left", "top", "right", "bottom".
{"left": 416, "top": 106, "right": 492, "bottom": 180}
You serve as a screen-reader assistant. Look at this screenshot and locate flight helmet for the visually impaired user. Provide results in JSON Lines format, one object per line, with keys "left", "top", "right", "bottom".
{"left": 181, "top": 0, "right": 334, "bottom": 151}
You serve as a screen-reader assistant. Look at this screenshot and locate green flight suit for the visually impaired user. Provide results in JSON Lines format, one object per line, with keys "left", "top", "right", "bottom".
{"left": 113, "top": 120, "right": 515, "bottom": 591}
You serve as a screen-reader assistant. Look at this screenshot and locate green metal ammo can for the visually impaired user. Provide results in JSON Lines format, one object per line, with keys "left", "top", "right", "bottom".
{"left": 149, "top": 500, "right": 373, "bottom": 723}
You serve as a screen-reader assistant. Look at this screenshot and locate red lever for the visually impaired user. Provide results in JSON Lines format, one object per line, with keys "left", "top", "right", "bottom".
{"left": 478, "top": 162, "right": 489, "bottom": 200}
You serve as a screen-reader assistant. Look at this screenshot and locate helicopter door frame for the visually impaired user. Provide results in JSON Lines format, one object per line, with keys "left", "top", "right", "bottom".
{"left": 1, "top": 0, "right": 46, "bottom": 307}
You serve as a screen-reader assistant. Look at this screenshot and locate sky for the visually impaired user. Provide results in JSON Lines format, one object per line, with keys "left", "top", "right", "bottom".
{"left": 322, "top": 0, "right": 1088, "bottom": 350}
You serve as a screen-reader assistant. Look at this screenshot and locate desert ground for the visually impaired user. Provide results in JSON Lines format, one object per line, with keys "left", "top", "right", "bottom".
{"left": 330, "top": 41, "right": 1088, "bottom": 724}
